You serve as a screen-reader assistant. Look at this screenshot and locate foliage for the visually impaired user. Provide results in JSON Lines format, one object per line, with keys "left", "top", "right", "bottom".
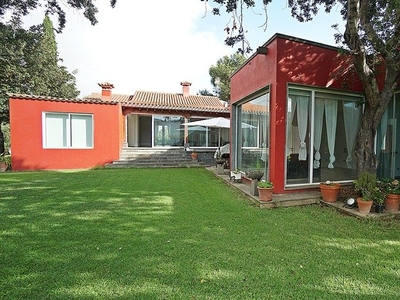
{"left": 257, "top": 180, "right": 273, "bottom": 188}
{"left": 354, "top": 172, "right": 377, "bottom": 201}
{"left": 0, "top": 154, "right": 11, "bottom": 166}
{"left": 0, "top": 0, "right": 117, "bottom": 32}
{"left": 209, "top": 53, "right": 247, "bottom": 102}
{"left": 0, "top": 16, "right": 79, "bottom": 153}
{"left": 2, "top": 168, "right": 400, "bottom": 299}
{"left": 381, "top": 178, "right": 400, "bottom": 195}
{"left": 205, "top": 0, "right": 400, "bottom": 175}
{"left": 372, "top": 185, "right": 386, "bottom": 205}
{"left": 197, "top": 88, "right": 216, "bottom": 96}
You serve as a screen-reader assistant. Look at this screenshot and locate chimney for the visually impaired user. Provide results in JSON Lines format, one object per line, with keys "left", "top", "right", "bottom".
{"left": 180, "top": 81, "right": 191, "bottom": 97}
{"left": 98, "top": 82, "right": 114, "bottom": 101}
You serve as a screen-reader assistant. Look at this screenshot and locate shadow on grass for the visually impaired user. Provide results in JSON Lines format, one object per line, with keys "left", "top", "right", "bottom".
{"left": 1, "top": 168, "right": 400, "bottom": 299}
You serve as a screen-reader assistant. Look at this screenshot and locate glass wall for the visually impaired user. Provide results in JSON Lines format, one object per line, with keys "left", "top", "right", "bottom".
{"left": 187, "top": 117, "right": 229, "bottom": 148}
{"left": 286, "top": 87, "right": 363, "bottom": 186}
{"left": 377, "top": 94, "right": 400, "bottom": 180}
{"left": 235, "top": 92, "right": 269, "bottom": 178}
{"left": 153, "top": 115, "right": 185, "bottom": 147}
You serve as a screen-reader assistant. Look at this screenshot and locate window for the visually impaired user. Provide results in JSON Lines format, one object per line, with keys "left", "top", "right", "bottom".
{"left": 286, "top": 87, "right": 363, "bottom": 186}
{"left": 43, "top": 113, "right": 93, "bottom": 148}
{"left": 233, "top": 89, "right": 270, "bottom": 177}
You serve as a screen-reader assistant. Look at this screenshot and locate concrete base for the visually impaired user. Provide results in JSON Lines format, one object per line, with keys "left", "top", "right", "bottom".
{"left": 250, "top": 179, "right": 259, "bottom": 196}
{"left": 216, "top": 164, "right": 224, "bottom": 175}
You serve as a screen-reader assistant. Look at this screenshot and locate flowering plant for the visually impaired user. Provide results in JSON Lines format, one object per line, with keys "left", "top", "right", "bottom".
{"left": 372, "top": 186, "right": 386, "bottom": 205}
{"left": 257, "top": 180, "right": 273, "bottom": 188}
{"left": 381, "top": 178, "right": 400, "bottom": 195}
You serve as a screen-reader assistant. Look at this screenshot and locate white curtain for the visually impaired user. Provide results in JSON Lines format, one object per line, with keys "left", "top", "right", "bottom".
{"left": 286, "top": 97, "right": 297, "bottom": 156}
{"left": 343, "top": 101, "right": 361, "bottom": 168}
{"left": 313, "top": 100, "right": 325, "bottom": 168}
{"left": 297, "top": 96, "right": 309, "bottom": 161}
{"left": 325, "top": 99, "right": 338, "bottom": 169}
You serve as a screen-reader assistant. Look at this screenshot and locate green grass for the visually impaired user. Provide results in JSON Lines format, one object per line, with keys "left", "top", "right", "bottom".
{"left": 1, "top": 168, "right": 400, "bottom": 299}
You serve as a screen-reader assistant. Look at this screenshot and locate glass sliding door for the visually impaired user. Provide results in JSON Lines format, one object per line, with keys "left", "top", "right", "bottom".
{"left": 235, "top": 91, "right": 269, "bottom": 179}
{"left": 377, "top": 94, "right": 400, "bottom": 180}
{"left": 286, "top": 87, "right": 363, "bottom": 186}
{"left": 153, "top": 115, "right": 184, "bottom": 147}
{"left": 286, "top": 89, "right": 311, "bottom": 184}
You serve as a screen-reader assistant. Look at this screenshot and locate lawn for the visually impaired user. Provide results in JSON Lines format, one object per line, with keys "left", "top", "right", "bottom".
{"left": 1, "top": 168, "right": 400, "bottom": 299}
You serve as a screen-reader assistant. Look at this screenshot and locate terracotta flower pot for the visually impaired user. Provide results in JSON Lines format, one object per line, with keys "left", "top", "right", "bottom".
{"left": 320, "top": 183, "right": 340, "bottom": 203}
{"left": 384, "top": 194, "right": 400, "bottom": 212}
{"left": 257, "top": 186, "right": 273, "bottom": 202}
{"left": 356, "top": 197, "right": 373, "bottom": 215}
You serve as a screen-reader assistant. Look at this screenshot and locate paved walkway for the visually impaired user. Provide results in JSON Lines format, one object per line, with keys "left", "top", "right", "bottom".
{"left": 207, "top": 166, "right": 400, "bottom": 219}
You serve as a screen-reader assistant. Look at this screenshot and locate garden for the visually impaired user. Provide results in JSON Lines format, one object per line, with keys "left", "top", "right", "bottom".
{"left": 1, "top": 168, "right": 400, "bottom": 299}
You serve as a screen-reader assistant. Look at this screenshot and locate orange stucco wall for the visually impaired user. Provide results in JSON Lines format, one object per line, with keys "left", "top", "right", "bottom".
{"left": 231, "top": 34, "right": 364, "bottom": 193}
{"left": 9, "top": 98, "right": 122, "bottom": 170}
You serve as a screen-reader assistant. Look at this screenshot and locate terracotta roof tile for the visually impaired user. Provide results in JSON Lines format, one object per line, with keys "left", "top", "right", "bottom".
{"left": 84, "top": 91, "right": 230, "bottom": 113}
{"left": 8, "top": 93, "right": 119, "bottom": 105}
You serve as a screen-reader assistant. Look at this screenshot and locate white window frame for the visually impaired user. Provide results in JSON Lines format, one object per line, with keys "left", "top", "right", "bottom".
{"left": 43, "top": 112, "right": 94, "bottom": 149}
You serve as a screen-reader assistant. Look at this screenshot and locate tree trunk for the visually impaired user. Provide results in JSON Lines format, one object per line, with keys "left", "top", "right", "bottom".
{"left": 0, "top": 125, "right": 4, "bottom": 155}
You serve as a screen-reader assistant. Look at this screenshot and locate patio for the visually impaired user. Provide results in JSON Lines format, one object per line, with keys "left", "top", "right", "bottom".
{"left": 207, "top": 166, "right": 400, "bottom": 219}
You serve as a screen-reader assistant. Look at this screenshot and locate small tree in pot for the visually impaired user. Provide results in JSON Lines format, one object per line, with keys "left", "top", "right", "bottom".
{"left": 354, "top": 172, "right": 377, "bottom": 215}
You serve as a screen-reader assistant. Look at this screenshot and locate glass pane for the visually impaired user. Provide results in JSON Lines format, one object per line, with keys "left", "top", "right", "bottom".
{"left": 45, "top": 113, "right": 68, "bottom": 148}
{"left": 315, "top": 93, "right": 360, "bottom": 183}
{"left": 153, "top": 115, "right": 184, "bottom": 147}
{"left": 286, "top": 90, "right": 311, "bottom": 184}
{"left": 71, "top": 114, "right": 93, "bottom": 148}
{"left": 377, "top": 95, "right": 400, "bottom": 180}
{"left": 237, "top": 93, "right": 269, "bottom": 177}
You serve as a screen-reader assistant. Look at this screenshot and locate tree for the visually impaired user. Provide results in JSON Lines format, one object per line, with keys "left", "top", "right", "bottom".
{"left": 209, "top": 53, "right": 247, "bottom": 102}
{"left": 198, "top": 89, "right": 216, "bottom": 96}
{"left": 0, "top": 0, "right": 117, "bottom": 32}
{"left": 0, "top": 16, "right": 79, "bottom": 154}
{"left": 206, "top": 0, "right": 400, "bottom": 175}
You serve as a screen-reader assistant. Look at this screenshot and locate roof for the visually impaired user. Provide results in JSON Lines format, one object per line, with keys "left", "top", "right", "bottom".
{"left": 85, "top": 91, "right": 230, "bottom": 113}
{"left": 8, "top": 93, "right": 119, "bottom": 105}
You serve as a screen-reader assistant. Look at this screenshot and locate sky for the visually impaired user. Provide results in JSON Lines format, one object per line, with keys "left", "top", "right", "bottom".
{"left": 22, "top": 1, "right": 345, "bottom": 98}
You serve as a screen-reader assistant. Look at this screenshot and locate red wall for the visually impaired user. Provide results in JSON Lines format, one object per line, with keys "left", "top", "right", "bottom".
{"left": 231, "top": 34, "right": 364, "bottom": 193}
{"left": 9, "top": 98, "right": 122, "bottom": 170}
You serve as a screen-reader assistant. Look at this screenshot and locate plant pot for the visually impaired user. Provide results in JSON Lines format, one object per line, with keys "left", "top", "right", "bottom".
{"left": 247, "top": 171, "right": 263, "bottom": 180}
{"left": 215, "top": 159, "right": 226, "bottom": 165}
{"left": 230, "top": 171, "right": 242, "bottom": 181}
{"left": 191, "top": 152, "right": 198, "bottom": 160}
{"left": 319, "top": 183, "right": 340, "bottom": 203}
{"left": 0, "top": 162, "right": 7, "bottom": 172}
{"left": 384, "top": 194, "right": 400, "bottom": 212}
{"left": 375, "top": 204, "right": 385, "bottom": 213}
{"left": 257, "top": 186, "right": 273, "bottom": 202}
{"left": 356, "top": 197, "right": 373, "bottom": 215}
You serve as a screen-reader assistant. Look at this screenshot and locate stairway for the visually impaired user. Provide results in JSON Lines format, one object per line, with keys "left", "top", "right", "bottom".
{"left": 107, "top": 147, "right": 205, "bottom": 168}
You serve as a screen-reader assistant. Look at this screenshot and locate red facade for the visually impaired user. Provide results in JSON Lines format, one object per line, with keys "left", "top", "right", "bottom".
{"left": 9, "top": 97, "right": 123, "bottom": 170}
{"left": 231, "top": 34, "right": 364, "bottom": 193}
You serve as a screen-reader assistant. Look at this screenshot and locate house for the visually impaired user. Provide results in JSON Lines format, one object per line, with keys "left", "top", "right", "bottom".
{"left": 9, "top": 82, "right": 229, "bottom": 170}
{"left": 230, "top": 33, "right": 400, "bottom": 193}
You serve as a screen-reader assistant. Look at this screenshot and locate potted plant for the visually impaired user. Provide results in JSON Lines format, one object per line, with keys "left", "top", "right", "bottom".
{"left": 257, "top": 180, "right": 274, "bottom": 201}
{"left": 319, "top": 180, "right": 340, "bottom": 203}
{"left": 0, "top": 154, "right": 11, "bottom": 171}
{"left": 215, "top": 148, "right": 225, "bottom": 165}
{"left": 230, "top": 168, "right": 242, "bottom": 181}
{"left": 381, "top": 178, "right": 400, "bottom": 212}
{"left": 246, "top": 159, "right": 264, "bottom": 180}
{"left": 372, "top": 184, "right": 386, "bottom": 213}
{"left": 191, "top": 150, "right": 198, "bottom": 160}
{"left": 354, "top": 172, "right": 376, "bottom": 215}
